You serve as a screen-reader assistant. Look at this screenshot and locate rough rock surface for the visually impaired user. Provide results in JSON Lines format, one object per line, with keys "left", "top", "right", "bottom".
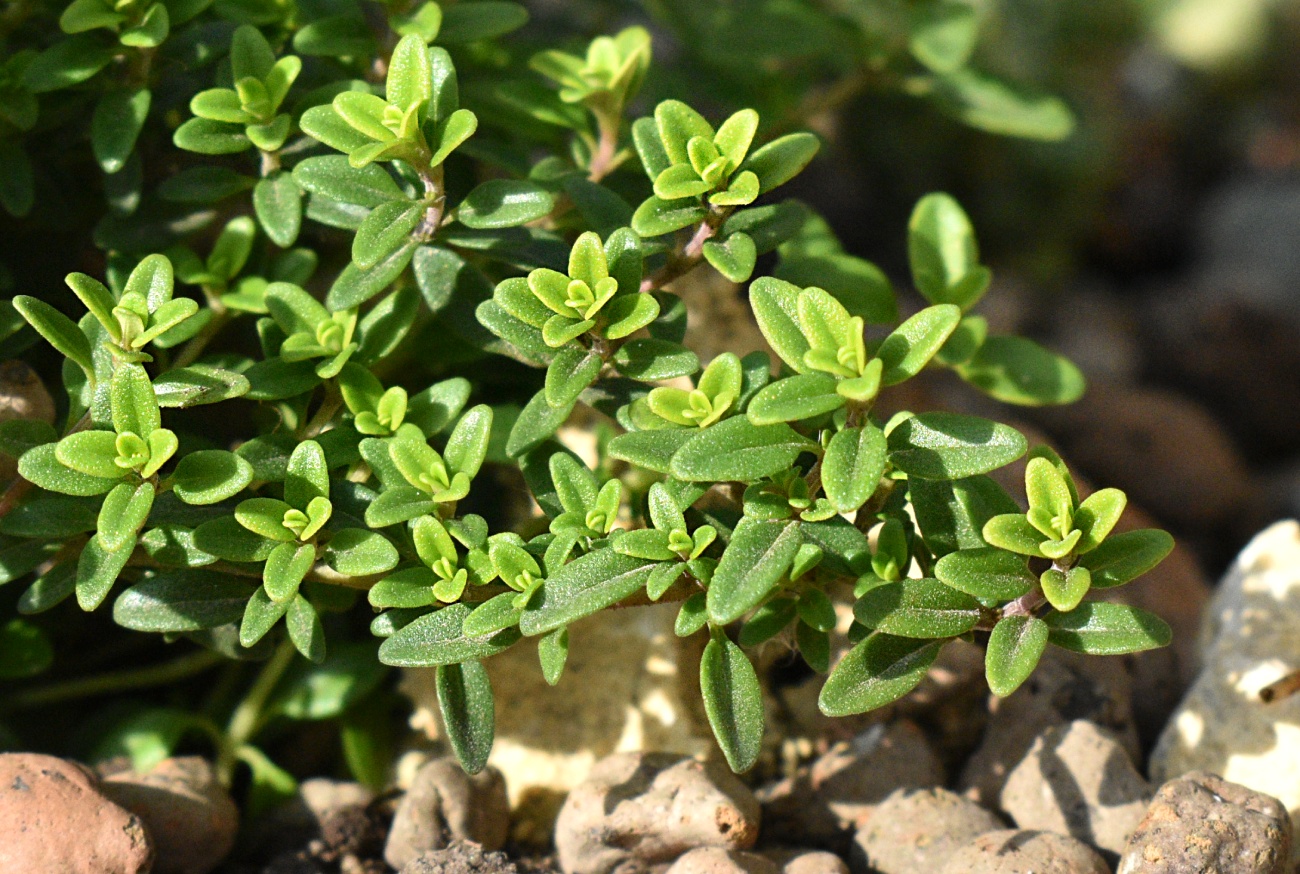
{"left": 385, "top": 757, "right": 511, "bottom": 871}
{"left": 765, "top": 850, "right": 849, "bottom": 874}
{"left": 849, "top": 787, "right": 1003, "bottom": 874}
{"left": 1150, "top": 520, "right": 1300, "bottom": 852}
{"left": 1116, "top": 771, "right": 1291, "bottom": 873}
{"left": 961, "top": 649, "right": 1138, "bottom": 806}
{"left": 402, "top": 604, "right": 711, "bottom": 840}
{"left": 759, "top": 721, "right": 944, "bottom": 846}
{"left": 0, "top": 752, "right": 154, "bottom": 874}
{"left": 99, "top": 756, "right": 239, "bottom": 874}
{"left": 938, "top": 829, "right": 1110, "bottom": 874}
{"left": 999, "top": 720, "right": 1151, "bottom": 859}
{"left": 555, "top": 752, "right": 760, "bottom": 874}
{"left": 665, "top": 848, "right": 778, "bottom": 874}
{"left": 400, "top": 841, "right": 520, "bottom": 874}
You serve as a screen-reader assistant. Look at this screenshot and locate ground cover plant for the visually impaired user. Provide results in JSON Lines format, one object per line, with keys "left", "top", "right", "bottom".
{"left": 0, "top": 0, "right": 1176, "bottom": 796}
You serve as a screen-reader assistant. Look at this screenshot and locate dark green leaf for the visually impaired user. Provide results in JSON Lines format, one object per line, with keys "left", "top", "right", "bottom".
{"left": 670, "top": 417, "right": 815, "bottom": 483}
{"left": 112, "top": 569, "right": 251, "bottom": 631}
{"left": 887, "top": 412, "right": 1026, "bottom": 480}
{"left": 436, "top": 660, "right": 495, "bottom": 774}
{"left": 853, "top": 578, "right": 981, "bottom": 638}
{"left": 255, "top": 172, "right": 303, "bottom": 248}
{"left": 957, "top": 336, "right": 1085, "bottom": 406}
{"left": 1079, "top": 529, "right": 1174, "bottom": 589}
{"left": 92, "top": 88, "right": 150, "bottom": 174}
{"left": 520, "top": 550, "right": 655, "bottom": 635}
{"left": 819, "top": 633, "right": 945, "bottom": 716}
{"left": 1043, "top": 602, "right": 1172, "bottom": 655}
{"left": 708, "top": 518, "right": 801, "bottom": 624}
{"left": 700, "top": 636, "right": 764, "bottom": 772}
{"left": 379, "top": 603, "right": 520, "bottom": 666}
{"left": 985, "top": 614, "right": 1048, "bottom": 697}
{"left": 933, "top": 547, "right": 1035, "bottom": 601}
{"left": 458, "top": 180, "right": 553, "bottom": 229}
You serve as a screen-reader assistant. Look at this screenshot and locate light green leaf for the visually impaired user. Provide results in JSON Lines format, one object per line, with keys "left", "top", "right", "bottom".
{"left": 746, "top": 373, "right": 843, "bottom": 425}
{"left": 877, "top": 304, "right": 961, "bottom": 385}
{"left": 933, "top": 546, "right": 1035, "bottom": 600}
{"left": 1079, "top": 529, "right": 1173, "bottom": 589}
{"left": 13, "top": 296, "right": 93, "bottom": 375}
{"left": 671, "top": 416, "right": 815, "bottom": 483}
{"left": 957, "top": 336, "right": 1086, "bottom": 406}
{"left": 707, "top": 518, "right": 801, "bottom": 624}
{"left": 171, "top": 451, "right": 253, "bottom": 505}
{"left": 887, "top": 412, "right": 1026, "bottom": 480}
{"left": 97, "top": 480, "right": 154, "bottom": 552}
{"left": 740, "top": 132, "right": 820, "bottom": 194}
{"left": 822, "top": 424, "right": 888, "bottom": 514}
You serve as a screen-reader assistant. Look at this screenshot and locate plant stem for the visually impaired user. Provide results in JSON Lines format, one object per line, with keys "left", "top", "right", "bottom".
{"left": 640, "top": 212, "right": 725, "bottom": 293}
{"left": 299, "top": 382, "right": 343, "bottom": 439}
{"left": 0, "top": 649, "right": 224, "bottom": 712}
{"left": 217, "top": 638, "right": 296, "bottom": 782}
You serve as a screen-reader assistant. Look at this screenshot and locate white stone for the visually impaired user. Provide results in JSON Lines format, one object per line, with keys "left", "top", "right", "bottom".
{"left": 1150, "top": 519, "right": 1300, "bottom": 859}
{"left": 400, "top": 602, "right": 712, "bottom": 841}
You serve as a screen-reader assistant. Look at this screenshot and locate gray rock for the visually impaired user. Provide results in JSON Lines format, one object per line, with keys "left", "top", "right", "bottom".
{"left": 999, "top": 720, "right": 1151, "bottom": 860}
{"left": 385, "top": 757, "right": 510, "bottom": 871}
{"left": 960, "top": 648, "right": 1138, "bottom": 807}
{"left": 400, "top": 841, "right": 519, "bottom": 874}
{"left": 759, "top": 721, "right": 944, "bottom": 846}
{"left": 666, "top": 848, "right": 778, "bottom": 874}
{"left": 1150, "top": 521, "right": 1300, "bottom": 852}
{"left": 0, "top": 752, "right": 154, "bottom": 874}
{"left": 850, "top": 787, "right": 1003, "bottom": 874}
{"left": 1117, "top": 771, "right": 1291, "bottom": 873}
{"left": 555, "top": 752, "right": 761, "bottom": 874}
{"left": 99, "top": 756, "right": 238, "bottom": 874}
{"left": 938, "top": 830, "right": 1110, "bottom": 874}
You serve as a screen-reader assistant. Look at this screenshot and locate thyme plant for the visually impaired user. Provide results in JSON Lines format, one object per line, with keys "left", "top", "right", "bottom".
{"left": 0, "top": 0, "right": 1173, "bottom": 784}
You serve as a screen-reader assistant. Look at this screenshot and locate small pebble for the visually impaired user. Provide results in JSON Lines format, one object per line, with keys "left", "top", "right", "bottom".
{"left": 850, "top": 787, "right": 1003, "bottom": 874}
{"left": 385, "top": 757, "right": 511, "bottom": 871}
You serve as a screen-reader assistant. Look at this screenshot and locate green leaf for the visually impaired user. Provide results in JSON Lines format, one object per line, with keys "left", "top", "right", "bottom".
{"left": 1043, "top": 602, "right": 1172, "bottom": 655}
{"left": 112, "top": 570, "right": 250, "bottom": 632}
{"left": 153, "top": 365, "right": 250, "bottom": 408}
{"left": 877, "top": 304, "right": 961, "bottom": 385}
{"left": 292, "top": 15, "right": 375, "bottom": 57}
{"left": 740, "top": 132, "right": 820, "bottom": 194}
{"left": 887, "top": 412, "right": 1027, "bottom": 479}
{"left": 748, "top": 277, "right": 809, "bottom": 373}
{"left": 505, "top": 390, "right": 573, "bottom": 458}
{"left": 907, "top": 193, "right": 990, "bottom": 309}
{"left": 607, "top": 428, "right": 694, "bottom": 474}
{"left": 822, "top": 425, "right": 887, "bottom": 514}
{"left": 173, "top": 118, "right": 250, "bottom": 155}
{"left": 0, "top": 619, "right": 53, "bottom": 680}
{"left": 602, "top": 293, "right": 660, "bottom": 340}
{"left": 13, "top": 296, "right": 92, "bottom": 374}
{"left": 379, "top": 603, "right": 521, "bottom": 666}
{"left": 1074, "top": 488, "right": 1127, "bottom": 553}
{"left": 18, "top": 563, "right": 77, "bottom": 615}
{"left": 746, "top": 373, "right": 843, "bottom": 425}
{"left": 445, "top": 404, "right": 492, "bottom": 479}
{"left": 255, "top": 172, "right": 303, "bottom": 248}
{"left": 353, "top": 201, "right": 423, "bottom": 271}
{"left": 1079, "top": 529, "right": 1173, "bottom": 589}
{"left": 819, "top": 633, "right": 945, "bottom": 716}
{"left": 775, "top": 253, "right": 897, "bottom": 325}
{"left": 24, "top": 35, "right": 115, "bottom": 93}
{"left": 933, "top": 547, "right": 1035, "bottom": 600}
{"left": 982, "top": 514, "right": 1046, "bottom": 557}
{"left": 97, "top": 481, "right": 154, "bottom": 551}
{"left": 707, "top": 518, "right": 801, "bottom": 624}
{"left": 700, "top": 635, "right": 764, "bottom": 772}
{"left": 429, "top": 108, "right": 478, "bottom": 166}
{"left": 288, "top": 594, "right": 326, "bottom": 663}
{"left": 985, "top": 614, "right": 1048, "bottom": 697}
{"left": 269, "top": 640, "right": 388, "bottom": 721}
{"left": 738, "top": 597, "right": 797, "bottom": 646}
{"left": 436, "top": 660, "right": 495, "bottom": 774}
{"left": 932, "top": 69, "right": 1075, "bottom": 142}
{"left": 631, "top": 196, "right": 707, "bottom": 238}
{"left": 957, "top": 336, "right": 1085, "bottom": 406}
{"left": 192, "top": 516, "right": 277, "bottom": 562}
{"left": 386, "top": 33, "right": 433, "bottom": 111}
{"left": 77, "top": 535, "right": 133, "bottom": 610}
{"left": 293, "top": 156, "right": 406, "bottom": 208}
{"left": 458, "top": 180, "right": 554, "bottom": 229}
{"left": 326, "top": 241, "right": 417, "bottom": 310}
{"left": 655, "top": 100, "right": 713, "bottom": 164}
{"left": 518, "top": 550, "right": 651, "bottom": 634}
{"left": 54, "top": 430, "right": 123, "bottom": 480}
{"left": 612, "top": 339, "right": 699, "bottom": 381}
{"left": 240, "top": 588, "right": 288, "bottom": 647}
{"left": 285, "top": 440, "right": 330, "bottom": 508}
{"left": 853, "top": 578, "right": 981, "bottom": 638}
{"left": 20, "top": 443, "right": 119, "bottom": 496}
{"left": 538, "top": 628, "right": 568, "bottom": 685}
{"left": 265, "top": 542, "right": 315, "bottom": 602}
{"left": 909, "top": 0, "right": 980, "bottom": 73}
{"left": 322, "top": 528, "right": 398, "bottom": 576}
{"left": 670, "top": 416, "right": 814, "bottom": 483}
{"left": 92, "top": 88, "right": 150, "bottom": 174}
{"left": 171, "top": 450, "right": 253, "bottom": 505}
{"left": 436, "top": 1, "right": 528, "bottom": 43}
{"left": 1040, "top": 565, "right": 1091, "bottom": 612}
{"left": 111, "top": 364, "right": 162, "bottom": 437}
{"left": 545, "top": 347, "right": 602, "bottom": 408}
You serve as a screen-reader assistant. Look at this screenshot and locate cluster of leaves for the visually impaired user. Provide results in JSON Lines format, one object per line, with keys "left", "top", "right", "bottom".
{"left": 0, "top": 0, "right": 1169, "bottom": 789}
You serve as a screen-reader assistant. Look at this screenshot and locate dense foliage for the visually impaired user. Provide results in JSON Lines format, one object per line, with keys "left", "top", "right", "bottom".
{"left": 0, "top": 0, "right": 1174, "bottom": 787}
